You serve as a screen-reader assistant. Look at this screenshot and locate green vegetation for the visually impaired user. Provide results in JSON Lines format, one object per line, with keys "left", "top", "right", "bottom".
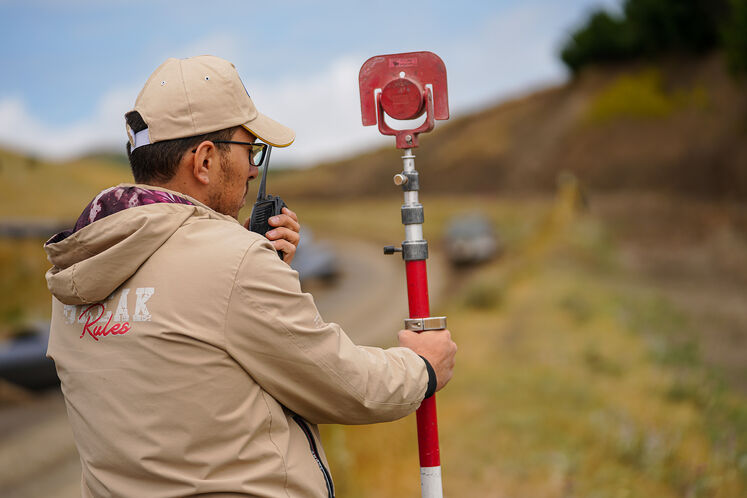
{"left": 585, "top": 68, "right": 709, "bottom": 123}
{"left": 723, "top": 0, "right": 747, "bottom": 73}
{"left": 560, "top": 0, "right": 747, "bottom": 74}
{"left": 560, "top": 9, "right": 636, "bottom": 72}
{"left": 0, "top": 240, "right": 52, "bottom": 331}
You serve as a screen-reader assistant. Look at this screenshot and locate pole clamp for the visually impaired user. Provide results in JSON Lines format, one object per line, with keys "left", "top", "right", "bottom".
{"left": 404, "top": 316, "right": 447, "bottom": 332}
{"left": 399, "top": 171, "right": 419, "bottom": 191}
{"left": 402, "top": 240, "right": 428, "bottom": 261}
{"left": 401, "top": 204, "right": 424, "bottom": 225}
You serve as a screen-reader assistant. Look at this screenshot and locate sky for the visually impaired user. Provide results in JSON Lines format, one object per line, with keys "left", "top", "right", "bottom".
{"left": 0, "top": 0, "right": 618, "bottom": 167}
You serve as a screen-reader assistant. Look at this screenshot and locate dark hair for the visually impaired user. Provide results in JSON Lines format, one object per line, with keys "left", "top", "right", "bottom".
{"left": 125, "top": 111, "right": 239, "bottom": 184}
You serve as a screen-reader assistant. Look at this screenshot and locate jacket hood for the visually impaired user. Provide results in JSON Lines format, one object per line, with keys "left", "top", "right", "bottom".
{"left": 44, "top": 184, "right": 238, "bottom": 305}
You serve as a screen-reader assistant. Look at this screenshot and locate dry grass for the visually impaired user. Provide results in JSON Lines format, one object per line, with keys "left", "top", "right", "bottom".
{"left": 0, "top": 240, "right": 53, "bottom": 334}
{"left": 585, "top": 67, "right": 709, "bottom": 123}
{"left": 0, "top": 148, "right": 130, "bottom": 219}
{"left": 311, "top": 187, "right": 746, "bottom": 497}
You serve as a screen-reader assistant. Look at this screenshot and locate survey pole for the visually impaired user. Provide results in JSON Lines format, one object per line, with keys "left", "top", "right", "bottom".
{"left": 359, "top": 51, "right": 450, "bottom": 498}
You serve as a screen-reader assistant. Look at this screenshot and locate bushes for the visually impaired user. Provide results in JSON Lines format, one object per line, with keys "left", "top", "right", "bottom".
{"left": 560, "top": 0, "right": 744, "bottom": 73}
{"left": 624, "top": 0, "right": 724, "bottom": 54}
{"left": 723, "top": 0, "right": 747, "bottom": 73}
{"left": 584, "top": 68, "right": 709, "bottom": 123}
{"left": 561, "top": 10, "right": 636, "bottom": 73}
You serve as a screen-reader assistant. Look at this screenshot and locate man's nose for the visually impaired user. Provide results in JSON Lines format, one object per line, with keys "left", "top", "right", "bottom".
{"left": 248, "top": 164, "right": 259, "bottom": 180}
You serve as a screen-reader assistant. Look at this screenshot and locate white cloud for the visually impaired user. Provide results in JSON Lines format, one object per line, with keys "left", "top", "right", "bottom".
{"left": 0, "top": 55, "right": 391, "bottom": 167}
{"left": 0, "top": 85, "right": 135, "bottom": 160}
{"left": 244, "top": 55, "right": 390, "bottom": 167}
{"left": 0, "top": 0, "right": 605, "bottom": 165}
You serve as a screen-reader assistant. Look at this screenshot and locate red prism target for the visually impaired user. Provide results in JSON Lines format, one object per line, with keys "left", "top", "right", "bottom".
{"left": 359, "top": 51, "right": 449, "bottom": 148}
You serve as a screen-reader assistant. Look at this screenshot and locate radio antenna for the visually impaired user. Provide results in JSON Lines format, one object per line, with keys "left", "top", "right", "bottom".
{"left": 256, "top": 144, "right": 273, "bottom": 202}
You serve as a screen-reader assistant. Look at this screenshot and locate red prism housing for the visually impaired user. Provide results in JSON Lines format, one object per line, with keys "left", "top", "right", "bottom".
{"left": 359, "top": 51, "right": 449, "bottom": 148}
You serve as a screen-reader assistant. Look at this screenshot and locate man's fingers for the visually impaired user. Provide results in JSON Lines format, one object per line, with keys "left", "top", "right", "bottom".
{"left": 397, "top": 328, "right": 456, "bottom": 392}
{"left": 281, "top": 206, "right": 299, "bottom": 223}
{"left": 398, "top": 329, "right": 414, "bottom": 346}
{"left": 271, "top": 238, "right": 297, "bottom": 264}
{"left": 398, "top": 328, "right": 450, "bottom": 344}
{"left": 268, "top": 211, "right": 300, "bottom": 233}
{"left": 265, "top": 227, "right": 300, "bottom": 247}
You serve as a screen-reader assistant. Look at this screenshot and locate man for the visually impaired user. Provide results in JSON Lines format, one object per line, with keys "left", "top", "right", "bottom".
{"left": 44, "top": 55, "right": 456, "bottom": 497}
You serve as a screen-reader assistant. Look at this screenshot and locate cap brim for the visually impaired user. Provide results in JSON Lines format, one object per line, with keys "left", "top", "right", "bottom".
{"left": 242, "top": 112, "right": 295, "bottom": 148}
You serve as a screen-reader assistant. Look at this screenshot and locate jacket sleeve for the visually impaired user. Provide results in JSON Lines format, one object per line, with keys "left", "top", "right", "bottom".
{"left": 223, "top": 238, "right": 429, "bottom": 425}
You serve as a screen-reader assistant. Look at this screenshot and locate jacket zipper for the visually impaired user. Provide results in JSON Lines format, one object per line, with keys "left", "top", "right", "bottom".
{"left": 292, "top": 414, "right": 335, "bottom": 498}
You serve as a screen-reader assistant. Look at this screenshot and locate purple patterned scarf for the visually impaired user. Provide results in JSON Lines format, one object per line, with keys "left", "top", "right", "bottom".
{"left": 47, "top": 186, "right": 193, "bottom": 244}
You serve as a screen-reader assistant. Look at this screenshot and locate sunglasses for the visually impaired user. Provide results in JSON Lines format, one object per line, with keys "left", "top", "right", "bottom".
{"left": 192, "top": 140, "right": 268, "bottom": 166}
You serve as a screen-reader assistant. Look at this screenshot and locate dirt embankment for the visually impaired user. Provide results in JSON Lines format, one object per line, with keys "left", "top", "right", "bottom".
{"left": 275, "top": 52, "right": 747, "bottom": 201}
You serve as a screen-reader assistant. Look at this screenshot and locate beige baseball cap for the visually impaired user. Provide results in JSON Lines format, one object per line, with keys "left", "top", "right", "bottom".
{"left": 126, "top": 55, "right": 294, "bottom": 150}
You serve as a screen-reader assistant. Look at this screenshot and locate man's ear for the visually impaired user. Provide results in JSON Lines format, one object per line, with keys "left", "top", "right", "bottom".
{"left": 191, "top": 140, "right": 218, "bottom": 185}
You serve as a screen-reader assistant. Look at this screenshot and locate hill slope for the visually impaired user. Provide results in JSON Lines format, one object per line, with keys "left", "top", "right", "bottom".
{"left": 276, "top": 53, "right": 747, "bottom": 200}
{"left": 0, "top": 148, "right": 131, "bottom": 219}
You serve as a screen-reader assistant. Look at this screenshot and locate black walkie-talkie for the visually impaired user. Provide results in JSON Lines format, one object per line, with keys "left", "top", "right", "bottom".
{"left": 249, "top": 145, "right": 287, "bottom": 259}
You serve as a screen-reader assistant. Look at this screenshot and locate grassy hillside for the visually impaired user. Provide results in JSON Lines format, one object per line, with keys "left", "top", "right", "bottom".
{"left": 315, "top": 187, "right": 746, "bottom": 497}
{"left": 275, "top": 53, "right": 747, "bottom": 201}
{"left": 0, "top": 147, "right": 131, "bottom": 219}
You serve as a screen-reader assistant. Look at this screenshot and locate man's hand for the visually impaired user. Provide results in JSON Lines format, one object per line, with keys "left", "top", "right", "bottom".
{"left": 398, "top": 328, "right": 457, "bottom": 392}
{"left": 244, "top": 207, "right": 301, "bottom": 264}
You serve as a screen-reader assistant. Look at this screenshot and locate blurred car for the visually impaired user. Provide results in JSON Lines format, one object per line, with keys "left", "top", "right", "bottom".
{"left": 0, "top": 322, "right": 59, "bottom": 391}
{"left": 443, "top": 213, "right": 500, "bottom": 266}
{"left": 290, "top": 228, "right": 339, "bottom": 283}
{"left": 0, "top": 218, "right": 71, "bottom": 240}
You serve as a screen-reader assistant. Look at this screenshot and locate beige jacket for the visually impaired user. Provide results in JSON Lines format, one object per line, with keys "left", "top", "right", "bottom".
{"left": 44, "top": 185, "right": 430, "bottom": 497}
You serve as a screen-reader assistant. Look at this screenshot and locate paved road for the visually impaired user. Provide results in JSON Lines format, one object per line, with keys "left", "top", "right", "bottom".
{"left": 0, "top": 237, "right": 448, "bottom": 497}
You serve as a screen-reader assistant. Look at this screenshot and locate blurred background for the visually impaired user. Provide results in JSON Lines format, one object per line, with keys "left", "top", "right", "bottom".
{"left": 1, "top": 0, "right": 746, "bottom": 496}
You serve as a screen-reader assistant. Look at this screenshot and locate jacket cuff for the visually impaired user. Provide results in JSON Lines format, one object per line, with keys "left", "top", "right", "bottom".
{"left": 418, "top": 355, "right": 437, "bottom": 399}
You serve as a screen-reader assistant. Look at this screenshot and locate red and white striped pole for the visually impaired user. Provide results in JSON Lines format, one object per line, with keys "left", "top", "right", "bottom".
{"left": 359, "top": 51, "right": 449, "bottom": 498}
{"left": 385, "top": 148, "right": 446, "bottom": 496}
{"left": 402, "top": 149, "right": 443, "bottom": 497}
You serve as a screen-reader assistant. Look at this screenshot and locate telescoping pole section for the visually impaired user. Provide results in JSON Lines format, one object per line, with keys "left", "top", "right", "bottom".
{"left": 400, "top": 148, "right": 443, "bottom": 497}
{"left": 385, "top": 148, "right": 444, "bottom": 496}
